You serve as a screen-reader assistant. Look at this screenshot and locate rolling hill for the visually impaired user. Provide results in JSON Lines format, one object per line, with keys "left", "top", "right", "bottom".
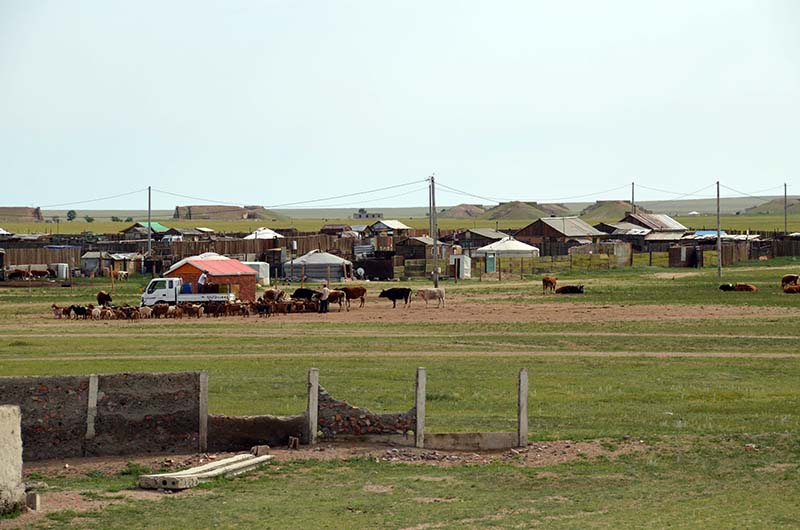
{"left": 480, "top": 201, "right": 550, "bottom": 220}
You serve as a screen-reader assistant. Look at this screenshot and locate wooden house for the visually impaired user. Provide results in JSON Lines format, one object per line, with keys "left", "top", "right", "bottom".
{"left": 515, "top": 217, "right": 604, "bottom": 255}
{"left": 165, "top": 255, "right": 257, "bottom": 302}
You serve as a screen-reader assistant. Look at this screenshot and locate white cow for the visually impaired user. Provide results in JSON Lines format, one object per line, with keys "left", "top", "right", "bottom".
{"left": 413, "top": 287, "right": 445, "bottom": 308}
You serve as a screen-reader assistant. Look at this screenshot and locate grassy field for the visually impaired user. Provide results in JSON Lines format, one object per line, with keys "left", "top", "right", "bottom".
{"left": 2, "top": 261, "right": 800, "bottom": 528}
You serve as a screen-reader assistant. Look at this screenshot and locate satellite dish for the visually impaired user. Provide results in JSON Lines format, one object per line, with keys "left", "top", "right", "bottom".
{"left": 356, "top": 267, "right": 365, "bottom": 279}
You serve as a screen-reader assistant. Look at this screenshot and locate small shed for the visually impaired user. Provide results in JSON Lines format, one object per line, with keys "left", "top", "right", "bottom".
{"left": 320, "top": 224, "right": 352, "bottom": 236}
{"left": 368, "top": 220, "right": 411, "bottom": 237}
{"left": 165, "top": 252, "right": 258, "bottom": 302}
{"left": 474, "top": 237, "right": 540, "bottom": 257}
{"left": 120, "top": 222, "right": 169, "bottom": 240}
{"left": 394, "top": 236, "right": 449, "bottom": 260}
{"left": 283, "top": 250, "right": 352, "bottom": 282}
{"left": 441, "top": 228, "right": 508, "bottom": 255}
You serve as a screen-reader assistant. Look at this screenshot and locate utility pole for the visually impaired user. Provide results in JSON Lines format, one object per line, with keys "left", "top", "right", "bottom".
{"left": 716, "top": 180, "right": 721, "bottom": 279}
{"left": 631, "top": 182, "right": 636, "bottom": 214}
{"left": 429, "top": 174, "right": 439, "bottom": 288}
{"left": 784, "top": 182, "right": 788, "bottom": 235}
{"left": 147, "top": 185, "right": 152, "bottom": 258}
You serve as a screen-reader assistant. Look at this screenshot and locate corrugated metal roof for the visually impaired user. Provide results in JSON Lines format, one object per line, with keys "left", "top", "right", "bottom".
{"left": 538, "top": 217, "right": 604, "bottom": 237}
{"left": 464, "top": 228, "right": 508, "bottom": 240}
{"left": 644, "top": 232, "right": 684, "bottom": 241}
{"left": 186, "top": 259, "right": 256, "bottom": 276}
{"left": 626, "top": 213, "right": 686, "bottom": 231}
{"left": 370, "top": 219, "right": 412, "bottom": 231}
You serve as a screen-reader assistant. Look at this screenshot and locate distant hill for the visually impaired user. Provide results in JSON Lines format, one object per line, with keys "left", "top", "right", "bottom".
{"left": 480, "top": 201, "right": 549, "bottom": 220}
{"left": 440, "top": 204, "right": 486, "bottom": 218}
{"left": 0, "top": 207, "right": 43, "bottom": 222}
{"left": 744, "top": 197, "right": 800, "bottom": 215}
{"left": 174, "top": 205, "right": 286, "bottom": 221}
{"left": 580, "top": 201, "right": 648, "bottom": 220}
{"left": 538, "top": 203, "right": 575, "bottom": 216}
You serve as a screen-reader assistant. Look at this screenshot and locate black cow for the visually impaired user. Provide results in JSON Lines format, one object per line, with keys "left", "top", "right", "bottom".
{"left": 378, "top": 287, "right": 412, "bottom": 308}
{"left": 719, "top": 283, "right": 736, "bottom": 292}
{"left": 555, "top": 285, "right": 584, "bottom": 295}
{"left": 291, "top": 288, "right": 321, "bottom": 301}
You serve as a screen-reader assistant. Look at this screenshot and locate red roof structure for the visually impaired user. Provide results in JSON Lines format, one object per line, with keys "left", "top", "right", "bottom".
{"left": 187, "top": 259, "right": 256, "bottom": 276}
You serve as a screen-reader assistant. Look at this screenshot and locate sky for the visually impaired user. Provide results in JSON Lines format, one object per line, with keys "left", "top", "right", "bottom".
{"left": 1, "top": 1, "right": 799, "bottom": 211}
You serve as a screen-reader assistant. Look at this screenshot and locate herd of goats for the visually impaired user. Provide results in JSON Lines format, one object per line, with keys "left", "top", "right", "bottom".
{"left": 48, "top": 284, "right": 451, "bottom": 321}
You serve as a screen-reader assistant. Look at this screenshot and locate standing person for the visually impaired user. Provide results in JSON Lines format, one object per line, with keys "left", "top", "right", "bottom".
{"left": 197, "top": 270, "right": 208, "bottom": 293}
{"left": 319, "top": 281, "right": 330, "bottom": 313}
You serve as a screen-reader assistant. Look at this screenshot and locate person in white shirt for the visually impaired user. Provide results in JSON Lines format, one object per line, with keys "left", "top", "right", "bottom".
{"left": 197, "top": 271, "right": 208, "bottom": 293}
{"left": 319, "top": 282, "right": 330, "bottom": 313}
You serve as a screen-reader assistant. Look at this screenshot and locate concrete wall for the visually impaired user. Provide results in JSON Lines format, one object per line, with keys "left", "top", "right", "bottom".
{"left": 208, "top": 414, "right": 306, "bottom": 452}
{"left": 317, "top": 386, "right": 415, "bottom": 438}
{"left": 0, "top": 405, "right": 24, "bottom": 515}
{"left": 0, "top": 372, "right": 205, "bottom": 461}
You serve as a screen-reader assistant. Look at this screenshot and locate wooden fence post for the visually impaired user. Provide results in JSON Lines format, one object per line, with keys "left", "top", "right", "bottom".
{"left": 199, "top": 371, "right": 208, "bottom": 452}
{"left": 415, "top": 367, "right": 426, "bottom": 449}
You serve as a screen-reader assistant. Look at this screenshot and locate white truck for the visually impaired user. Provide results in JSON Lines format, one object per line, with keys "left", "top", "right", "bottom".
{"left": 141, "top": 277, "right": 235, "bottom": 306}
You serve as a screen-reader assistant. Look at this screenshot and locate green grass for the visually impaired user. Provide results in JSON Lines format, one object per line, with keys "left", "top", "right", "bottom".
{"left": 31, "top": 434, "right": 800, "bottom": 529}
{"left": 4, "top": 262, "right": 800, "bottom": 527}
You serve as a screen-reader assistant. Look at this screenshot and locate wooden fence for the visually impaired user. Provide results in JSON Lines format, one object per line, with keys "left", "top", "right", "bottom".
{"left": 3, "top": 247, "right": 82, "bottom": 267}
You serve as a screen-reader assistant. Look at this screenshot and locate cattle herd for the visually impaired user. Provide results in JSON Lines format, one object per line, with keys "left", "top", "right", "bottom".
{"left": 43, "top": 272, "right": 800, "bottom": 321}
{"left": 47, "top": 285, "right": 447, "bottom": 321}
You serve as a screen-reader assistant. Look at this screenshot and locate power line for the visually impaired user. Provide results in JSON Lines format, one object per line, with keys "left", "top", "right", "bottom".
{"left": 40, "top": 188, "right": 148, "bottom": 208}
{"left": 636, "top": 183, "right": 716, "bottom": 200}
{"left": 719, "top": 183, "right": 785, "bottom": 200}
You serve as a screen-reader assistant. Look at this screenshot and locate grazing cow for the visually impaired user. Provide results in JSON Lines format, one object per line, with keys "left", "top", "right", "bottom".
{"left": 261, "top": 289, "right": 286, "bottom": 302}
{"left": 555, "top": 285, "right": 584, "bottom": 295}
{"left": 784, "top": 284, "right": 800, "bottom": 294}
{"left": 291, "top": 288, "right": 321, "bottom": 301}
{"left": 96, "top": 291, "right": 113, "bottom": 307}
{"left": 542, "top": 276, "right": 557, "bottom": 294}
{"left": 30, "top": 270, "right": 50, "bottom": 279}
{"left": 781, "top": 274, "right": 799, "bottom": 288}
{"left": 413, "top": 287, "right": 445, "bottom": 308}
{"left": 378, "top": 287, "right": 412, "bottom": 308}
{"left": 339, "top": 286, "right": 367, "bottom": 311}
{"left": 314, "top": 290, "right": 345, "bottom": 312}
{"left": 720, "top": 283, "right": 758, "bottom": 292}
{"left": 8, "top": 270, "right": 29, "bottom": 281}
{"left": 111, "top": 270, "right": 129, "bottom": 281}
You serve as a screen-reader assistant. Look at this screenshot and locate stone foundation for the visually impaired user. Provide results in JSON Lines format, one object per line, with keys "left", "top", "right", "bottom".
{"left": 0, "top": 405, "right": 24, "bottom": 515}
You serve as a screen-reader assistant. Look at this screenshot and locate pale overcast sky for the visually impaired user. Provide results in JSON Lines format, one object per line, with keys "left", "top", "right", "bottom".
{"left": 1, "top": 1, "right": 798, "bottom": 210}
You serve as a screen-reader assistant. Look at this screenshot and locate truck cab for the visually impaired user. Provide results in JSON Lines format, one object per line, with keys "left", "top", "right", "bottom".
{"left": 141, "top": 277, "right": 236, "bottom": 306}
{"left": 141, "top": 278, "right": 182, "bottom": 306}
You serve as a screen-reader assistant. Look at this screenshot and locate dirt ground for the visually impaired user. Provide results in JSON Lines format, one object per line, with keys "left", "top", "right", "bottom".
{"left": 8, "top": 439, "right": 649, "bottom": 527}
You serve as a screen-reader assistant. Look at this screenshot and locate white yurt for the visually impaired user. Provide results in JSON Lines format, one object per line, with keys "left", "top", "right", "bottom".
{"left": 283, "top": 250, "right": 352, "bottom": 282}
{"left": 243, "top": 227, "right": 284, "bottom": 240}
{"left": 474, "top": 236, "right": 540, "bottom": 257}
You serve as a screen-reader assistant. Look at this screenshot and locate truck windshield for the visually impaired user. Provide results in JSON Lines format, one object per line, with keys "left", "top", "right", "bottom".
{"left": 147, "top": 280, "right": 168, "bottom": 294}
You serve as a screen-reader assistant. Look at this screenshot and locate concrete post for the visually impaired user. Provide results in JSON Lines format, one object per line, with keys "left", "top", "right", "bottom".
{"left": 307, "top": 368, "right": 319, "bottom": 445}
{"left": 517, "top": 368, "right": 528, "bottom": 448}
{"left": 0, "top": 405, "right": 24, "bottom": 515}
{"left": 85, "top": 374, "right": 99, "bottom": 440}
{"left": 199, "top": 371, "right": 208, "bottom": 453}
{"left": 415, "top": 367, "right": 426, "bottom": 448}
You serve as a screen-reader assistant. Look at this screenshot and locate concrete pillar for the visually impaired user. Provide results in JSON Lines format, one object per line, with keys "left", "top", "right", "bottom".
{"left": 517, "top": 368, "right": 528, "bottom": 448}
{"left": 307, "top": 368, "right": 319, "bottom": 445}
{"left": 199, "top": 371, "right": 209, "bottom": 453}
{"left": 415, "top": 367, "right": 426, "bottom": 448}
{"left": 0, "top": 405, "right": 24, "bottom": 515}
{"left": 85, "top": 374, "right": 99, "bottom": 440}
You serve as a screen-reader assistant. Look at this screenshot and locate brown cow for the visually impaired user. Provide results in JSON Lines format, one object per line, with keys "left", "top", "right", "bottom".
{"left": 339, "top": 286, "right": 367, "bottom": 311}
{"left": 542, "top": 276, "right": 557, "bottom": 294}
{"left": 734, "top": 283, "right": 758, "bottom": 292}
{"left": 781, "top": 274, "right": 799, "bottom": 288}
{"left": 152, "top": 303, "right": 170, "bottom": 319}
{"left": 96, "top": 291, "right": 113, "bottom": 307}
{"left": 261, "top": 288, "right": 286, "bottom": 302}
{"left": 784, "top": 284, "right": 800, "bottom": 294}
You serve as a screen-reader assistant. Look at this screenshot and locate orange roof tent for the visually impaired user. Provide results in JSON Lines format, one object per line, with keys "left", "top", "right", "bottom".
{"left": 165, "top": 253, "right": 257, "bottom": 302}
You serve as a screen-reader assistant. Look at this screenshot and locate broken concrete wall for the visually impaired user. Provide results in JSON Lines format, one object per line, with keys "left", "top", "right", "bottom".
{"left": 0, "top": 375, "right": 90, "bottom": 460}
{"left": 0, "top": 405, "right": 24, "bottom": 515}
{"left": 0, "top": 372, "right": 203, "bottom": 461}
{"left": 208, "top": 414, "right": 306, "bottom": 452}
{"left": 317, "top": 386, "right": 415, "bottom": 438}
{"left": 86, "top": 372, "right": 201, "bottom": 456}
